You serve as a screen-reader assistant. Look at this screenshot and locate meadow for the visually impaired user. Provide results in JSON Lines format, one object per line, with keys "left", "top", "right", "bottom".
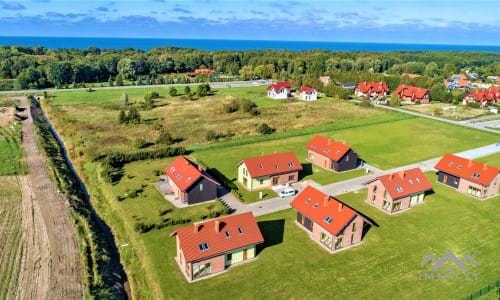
{"left": 0, "top": 120, "right": 27, "bottom": 176}
{"left": 42, "top": 85, "right": 500, "bottom": 299}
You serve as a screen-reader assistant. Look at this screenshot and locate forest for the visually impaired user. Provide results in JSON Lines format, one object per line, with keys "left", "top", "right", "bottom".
{"left": 2, "top": 45, "right": 500, "bottom": 102}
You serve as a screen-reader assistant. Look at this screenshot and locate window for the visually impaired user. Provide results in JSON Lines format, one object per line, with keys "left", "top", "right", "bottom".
{"left": 199, "top": 183, "right": 203, "bottom": 191}
{"left": 324, "top": 149, "right": 331, "bottom": 153}
{"left": 335, "top": 238, "right": 343, "bottom": 249}
{"left": 259, "top": 163, "right": 264, "bottom": 169}
{"left": 448, "top": 162, "right": 454, "bottom": 167}
{"left": 288, "top": 175, "right": 295, "bottom": 181}
{"left": 371, "top": 195, "right": 376, "bottom": 203}
{"left": 472, "top": 173, "right": 480, "bottom": 178}
{"left": 313, "top": 203, "right": 319, "bottom": 208}
{"left": 396, "top": 186, "right": 403, "bottom": 192}
{"left": 415, "top": 177, "right": 420, "bottom": 183}
{"left": 346, "top": 155, "right": 349, "bottom": 162}
{"left": 306, "top": 197, "right": 311, "bottom": 203}
{"left": 457, "top": 164, "right": 462, "bottom": 169}
{"left": 288, "top": 162, "right": 295, "bottom": 167}
{"left": 408, "top": 179, "right": 413, "bottom": 185}
{"left": 352, "top": 222, "right": 357, "bottom": 232}
{"left": 373, "top": 185, "right": 377, "bottom": 193}
{"left": 259, "top": 178, "right": 264, "bottom": 185}
{"left": 225, "top": 231, "right": 231, "bottom": 238}
{"left": 309, "top": 153, "right": 314, "bottom": 161}
{"left": 238, "top": 227, "right": 244, "bottom": 234}
{"left": 453, "top": 178, "right": 459, "bottom": 185}
{"left": 383, "top": 190, "right": 387, "bottom": 198}
{"left": 351, "top": 233, "right": 355, "bottom": 245}
{"left": 275, "top": 164, "right": 279, "bottom": 170}
{"left": 324, "top": 216, "right": 333, "bottom": 224}
{"left": 227, "top": 253, "right": 232, "bottom": 261}
{"left": 198, "top": 242, "right": 209, "bottom": 251}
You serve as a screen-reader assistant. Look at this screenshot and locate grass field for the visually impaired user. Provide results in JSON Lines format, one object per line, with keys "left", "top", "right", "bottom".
{"left": 401, "top": 102, "right": 490, "bottom": 120}
{"left": 0, "top": 123, "right": 27, "bottom": 176}
{"left": 0, "top": 178, "right": 23, "bottom": 300}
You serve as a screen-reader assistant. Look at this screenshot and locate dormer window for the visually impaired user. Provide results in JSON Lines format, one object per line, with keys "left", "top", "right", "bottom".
{"left": 238, "top": 227, "right": 244, "bottom": 234}
{"left": 198, "top": 242, "right": 209, "bottom": 251}
{"left": 259, "top": 163, "right": 264, "bottom": 169}
{"left": 313, "top": 203, "right": 319, "bottom": 208}
{"left": 457, "top": 164, "right": 462, "bottom": 169}
{"left": 324, "top": 216, "right": 333, "bottom": 224}
{"left": 225, "top": 231, "right": 230, "bottom": 238}
{"left": 472, "top": 173, "right": 480, "bottom": 178}
{"left": 396, "top": 186, "right": 403, "bottom": 192}
{"left": 306, "top": 197, "right": 311, "bottom": 203}
{"left": 288, "top": 162, "right": 295, "bottom": 167}
{"left": 448, "top": 162, "right": 454, "bottom": 167}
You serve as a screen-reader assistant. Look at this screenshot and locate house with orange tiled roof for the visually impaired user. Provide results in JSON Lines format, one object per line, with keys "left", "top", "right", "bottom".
{"left": 445, "top": 74, "right": 471, "bottom": 90}
{"left": 237, "top": 152, "right": 302, "bottom": 191}
{"left": 290, "top": 185, "right": 370, "bottom": 253}
{"left": 434, "top": 154, "right": 500, "bottom": 199}
{"left": 319, "top": 76, "right": 331, "bottom": 86}
{"left": 170, "top": 212, "right": 264, "bottom": 282}
{"left": 463, "top": 90, "right": 496, "bottom": 107}
{"left": 298, "top": 86, "right": 317, "bottom": 101}
{"left": 354, "top": 81, "right": 389, "bottom": 99}
{"left": 267, "top": 81, "right": 291, "bottom": 99}
{"left": 165, "top": 156, "right": 220, "bottom": 205}
{"left": 306, "top": 135, "right": 359, "bottom": 172}
{"left": 394, "top": 85, "right": 431, "bottom": 104}
{"left": 364, "top": 168, "right": 433, "bottom": 214}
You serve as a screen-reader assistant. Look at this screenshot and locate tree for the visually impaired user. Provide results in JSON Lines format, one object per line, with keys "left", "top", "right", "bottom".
{"left": 168, "top": 86, "right": 177, "bottom": 97}
{"left": 390, "top": 93, "right": 401, "bottom": 107}
{"left": 184, "top": 85, "right": 191, "bottom": 96}
{"left": 108, "top": 75, "right": 113, "bottom": 87}
{"left": 197, "top": 83, "right": 210, "bottom": 97}
{"left": 115, "top": 74, "right": 123, "bottom": 86}
{"left": 121, "top": 92, "right": 129, "bottom": 106}
{"left": 128, "top": 107, "right": 141, "bottom": 124}
{"left": 118, "top": 110, "right": 127, "bottom": 124}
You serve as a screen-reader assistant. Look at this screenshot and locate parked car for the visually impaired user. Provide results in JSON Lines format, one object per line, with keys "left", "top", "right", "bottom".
{"left": 279, "top": 187, "right": 296, "bottom": 198}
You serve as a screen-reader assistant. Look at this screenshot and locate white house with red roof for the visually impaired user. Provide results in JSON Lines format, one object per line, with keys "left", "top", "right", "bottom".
{"left": 237, "top": 152, "right": 302, "bottom": 191}
{"left": 306, "top": 135, "right": 359, "bottom": 172}
{"left": 165, "top": 156, "right": 220, "bottom": 205}
{"left": 364, "top": 168, "right": 433, "bottom": 214}
{"left": 354, "top": 81, "right": 389, "bottom": 98}
{"left": 394, "top": 85, "right": 431, "bottom": 104}
{"left": 267, "top": 81, "right": 291, "bottom": 99}
{"left": 434, "top": 153, "right": 500, "bottom": 199}
{"left": 290, "top": 185, "right": 370, "bottom": 253}
{"left": 170, "top": 212, "right": 264, "bottom": 282}
{"left": 298, "top": 86, "right": 317, "bottom": 101}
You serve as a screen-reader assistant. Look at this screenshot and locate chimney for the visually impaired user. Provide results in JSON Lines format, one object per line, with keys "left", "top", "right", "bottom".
{"left": 390, "top": 173, "right": 396, "bottom": 180}
{"left": 342, "top": 141, "right": 346, "bottom": 145}
{"left": 338, "top": 202, "right": 343, "bottom": 212}
{"left": 324, "top": 196, "right": 330, "bottom": 207}
{"left": 328, "top": 139, "right": 331, "bottom": 146}
{"left": 468, "top": 160, "right": 473, "bottom": 168}
{"left": 198, "top": 165, "right": 203, "bottom": 172}
{"left": 194, "top": 223, "right": 202, "bottom": 233}
{"left": 261, "top": 152, "right": 264, "bottom": 157}
{"left": 483, "top": 164, "right": 488, "bottom": 171}
{"left": 399, "top": 171, "right": 406, "bottom": 179}
{"left": 214, "top": 220, "right": 220, "bottom": 233}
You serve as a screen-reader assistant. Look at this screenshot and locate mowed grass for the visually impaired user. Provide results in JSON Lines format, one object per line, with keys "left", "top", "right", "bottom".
{"left": 0, "top": 123, "right": 27, "bottom": 176}
{"left": 111, "top": 172, "right": 500, "bottom": 299}
{"left": 0, "top": 178, "right": 23, "bottom": 300}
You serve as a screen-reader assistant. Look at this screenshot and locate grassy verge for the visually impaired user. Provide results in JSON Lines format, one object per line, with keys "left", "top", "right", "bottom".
{"left": 0, "top": 123, "right": 27, "bottom": 176}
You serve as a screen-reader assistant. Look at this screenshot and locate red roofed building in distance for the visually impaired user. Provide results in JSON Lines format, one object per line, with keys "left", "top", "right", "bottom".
{"left": 267, "top": 81, "right": 291, "bottom": 99}
{"left": 444, "top": 74, "right": 471, "bottom": 90}
{"left": 298, "top": 86, "right": 317, "bottom": 101}
{"left": 290, "top": 185, "right": 370, "bottom": 253}
{"left": 434, "top": 153, "right": 500, "bottom": 199}
{"left": 319, "top": 76, "right": 331, "bottom": 86}
{"left": 306, "top": 135, "right": 359, "bottom": 172}
{"left": 463, "top": 89, "right": 499, "bottom": 107}
{"left": 237, "top": 152, "right": 302, "bottom": 191}
{"left": 354, "top": 81, "right": 389, "bottom": 99}
{"left": 165, "top": 156, "right": 220, "bottom": 205}
{"left": 170, "top": 212, "right": 264, "bottom": 281}
{"left": 364, "top": 168, "right": 433, "bottom": 214}
{"left": 394, "top": 85, "right": 431, "bottom": 104}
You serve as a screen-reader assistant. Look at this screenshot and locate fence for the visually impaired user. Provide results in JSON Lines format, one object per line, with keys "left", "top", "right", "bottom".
{"left": 462, "top": 280, "right": 500, "bottom": 300}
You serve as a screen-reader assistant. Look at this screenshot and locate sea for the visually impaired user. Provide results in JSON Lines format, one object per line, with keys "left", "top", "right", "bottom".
{"left": 1, "top": 36, "right": 500, "bottom": 52}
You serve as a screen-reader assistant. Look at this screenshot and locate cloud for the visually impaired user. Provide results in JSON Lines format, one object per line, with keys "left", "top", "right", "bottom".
{"left": 153, "top": 0, "right": 165, "bottom": 2}
{"left": 96, "top": 6, "right": 109, "bottom": 12}
{"left": 1, "top": 1, "right": 26, "bottom": 10}
{"left": 173, "top": 7, "right": 191, "bottom": 14}
{"left": 335, "top": 11, "right": 359, "bottom": 19}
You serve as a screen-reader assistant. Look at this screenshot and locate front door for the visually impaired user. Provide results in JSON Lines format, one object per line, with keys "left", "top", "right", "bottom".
{"left": 243, "top": 249, "right": 248, "bottom": 260}
{"left": 442, "top": 175, "right": 448, "bottom": 184}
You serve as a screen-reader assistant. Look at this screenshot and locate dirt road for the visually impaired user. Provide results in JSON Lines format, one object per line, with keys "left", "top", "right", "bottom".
{"left": 15, "top": 96, "right": 84, "bottom": 299}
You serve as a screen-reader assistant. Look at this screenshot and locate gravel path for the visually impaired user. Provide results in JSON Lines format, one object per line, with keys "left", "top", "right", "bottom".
{"left": 15, "top": 97, "right": 84, "bottom": 300}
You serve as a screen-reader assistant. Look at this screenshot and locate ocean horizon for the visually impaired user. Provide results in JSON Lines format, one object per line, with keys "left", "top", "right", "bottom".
{"left": 1, "top": 36, "right": 500, "bottom": 52}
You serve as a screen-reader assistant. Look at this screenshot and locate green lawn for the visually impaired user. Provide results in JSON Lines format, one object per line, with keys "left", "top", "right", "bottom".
{"left": 118, "top": 172, "right": 500, "bottom": 299}
{"left": 0, "top": 123, "right": 27, "bottom": 176}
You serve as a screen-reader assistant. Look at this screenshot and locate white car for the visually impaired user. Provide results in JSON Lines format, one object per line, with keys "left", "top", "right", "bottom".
{"left": 279, "top": 188, "right": 296, "bottom": 198}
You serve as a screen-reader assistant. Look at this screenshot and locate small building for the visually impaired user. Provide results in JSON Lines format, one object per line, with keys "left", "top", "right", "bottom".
{"left": 290, "top": 185, "right": 370, "bottom": 253}
{"left": 299, "top": 87, "right": 317, "bottom": 101}
{"left": 434, "top": 153, "right": 500, "bottom": 199}
{"left": 187, "top": 68, "right": 216, "bottom": 77}
{"left": 364, "top": 168, "right": 433, "bottom": 214}
{"left": 306, "top": 135, "right": 358, "bottom": 172}
{"left": 170, "top": 212, "right": 264, "bottom": 282}
{"left": 319, "top": 76, "right": 331, "bottom": 86}
{"left": 165, "top": 156, "right": 220, "bottom": 205}
{"left": 354, "top": 81, "right": 389, "bottom": 98}
{"left": 463, "top": 89, "right": 498, "bottom": 107}
{"left": 445, "top": 74, "right": 471, "bottom": 90}
{"left": 394, "top": 85, "right": 431, "bottom": 104}
{"left": 237, "top": 152, "right": 302, "bottom": 191}
{"left": 267, "top": 82, "right": 291, "bottom": 99}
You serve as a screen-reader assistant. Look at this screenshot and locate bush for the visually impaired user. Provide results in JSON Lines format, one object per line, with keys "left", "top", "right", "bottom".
{"left": 206, "top": 130, "right": 218, "bottom": 141}
{"left": 156, "top": 130, "right": 174, "bottom": 145}
{"left": 168, "top": 87, "right": 177, "bottom": 97}
{"left": 257, "top": 123, "right": 275, "bottom": 135}
{"left": 467, "top": 102, "right": 481, "bottom": 109}
{"left": 133, "top": 138, "right": 148, "bottom": 149}
{"left": 223, "top": 99, "right": 239, "bottom": 113}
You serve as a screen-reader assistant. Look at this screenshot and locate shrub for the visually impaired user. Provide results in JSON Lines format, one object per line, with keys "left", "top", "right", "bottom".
{"left": 257, "top": 123, "right": 275, "bottom": 135}
{"left": 467, "top": 102, "right": 480, "bottom": 109}
{"left": 133, "top": 138, "right": 148, "bottom": 149}
{"left": 168, "top": 87, "right": 177, "bottom": 97}
{"left": 206, "top": 130, "right": 218, "bottom": 141}
{"left": 156, "top": 130, "right": 174, "bottom": 145}
{"left": 197, "top": 83, "right": 211, "bottom": 97}
{"left": 223, "top": 99, "right": 239, "bottom": 113}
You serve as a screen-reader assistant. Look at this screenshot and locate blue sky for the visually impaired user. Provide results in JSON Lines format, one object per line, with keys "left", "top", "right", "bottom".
{"left": 0, "top": 0, "right": 499, "bottom": 45}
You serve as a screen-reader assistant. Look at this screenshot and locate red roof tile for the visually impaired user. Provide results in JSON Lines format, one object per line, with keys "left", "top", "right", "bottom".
{"left": 464, "top": 90, "right": 496, "bottom": 103}
{"left": 368, "top": 167, "right": 433, "bottom": 200}
{"left": 267, "top": 81, "right": 291, "bottom": 92}
{"left": 305, "top": 135, "right": 352, "bottom": 162}
{"left": 165, "top": 156, "right": 220, "bottom": 192}
{"left": 290, "top": 185, "right": 358, "bottom": 235}
{"left": 355, "top": 81, "right": 389, "bottom": 94}
{"left": 395, "top": 85, "right": 430, "bottom": 101}
{"left": 299, "top": 86, "right": 316, "bottom": 94}
{"left": 434, "top": 153, "right": 500, "bottom": 186}
{"left": 237, "top": 152, "right": 302, "bottom": 178}
{"left": 172, "top": 212, "right": 264, "bottom": 262}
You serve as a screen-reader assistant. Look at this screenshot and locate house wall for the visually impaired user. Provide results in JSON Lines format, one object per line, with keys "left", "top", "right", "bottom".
{"left": 167, "top": 177, "right": 186, "bottom": 201}
{"left": 225, "top": 245, "right": 257, "bottom": 267}
{"left": 333, "top": 150, "right": 358, "bottom": 172}
{"left": 190, "top": 255, "right": 225, "bottom": 281}
{"left": 437, "top": 171, "right": 460, "bottom": 189}
{"left": 268, "top": 89, "right": 289, "bottom": 99}
{"left": 457, "top": 177, "right": 498, "bottom": 199}
{"left": 296, "top": 212, "right": 314, "bottom": 232}
{"left": 237, "top": 163, "right": 251, "bottom": 190}
{"left": 186, "top": 177, "right": 218, "bottom": 205}
{"left": 300, "top": 92, "right": 317, "bottom": 101}
{"left": 366, "top": 180, "right": 392, "bottom": 212}
{"left": 308, "top": 150, "right": 333, "bottom": 170}
{"left": 311, "top": 215, "right": 365, "bottom": 252}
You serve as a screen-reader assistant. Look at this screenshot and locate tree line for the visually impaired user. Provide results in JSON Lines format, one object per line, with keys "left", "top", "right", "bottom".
{"left": 2, "top": 45, "right": 500, "bottom": 97}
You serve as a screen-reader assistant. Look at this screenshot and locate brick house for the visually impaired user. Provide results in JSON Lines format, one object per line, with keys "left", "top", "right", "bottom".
{"left": 463, "top": 89, "right": 498, "bottom": 107}
{"left": 434, "top": 153, "right": 500, "bottom": 199}
{"left": 394, "top": 85, "right": 431, "bottom": 104}
{"left": 299, "top": 87, "right": 317, "bottom": 101}
{"left": 306, "top": 135, "right": 359, "bottom": 172}
{"left": 267, "top": 82, "right": 291, "bottom": 99}
{"left": 364, "top": 168, "right": 433, "bottom": 214}
{"left": 170, "top": 212, "right": 264, "bottom": 282}
{"left": 354, "top": 81, "right": 389, "bottom": 98}
{"left": 237, "top": 152, "right": 302, "bottom": 191}
{"left": 290, "top": 185, "right": 370, "bottom": 253}
{"left": 165, "top": 156, "right": 220, "bottom": 205}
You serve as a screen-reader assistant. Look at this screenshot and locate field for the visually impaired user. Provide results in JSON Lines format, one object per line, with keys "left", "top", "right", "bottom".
{"left": 401, "top": 102, "right": 490, "bottom": 120}
{"left": 0, "top": 178, "right": 23, "bottom": 300}
{"left": 44, "top": 86, "right": 500, "bottom": 299}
